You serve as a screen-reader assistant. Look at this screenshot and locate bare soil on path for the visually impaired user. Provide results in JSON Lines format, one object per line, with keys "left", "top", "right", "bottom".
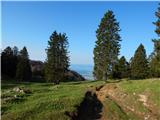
{"left": 67, "top": 82, "right": 160, "bottom": 120}
{"left": 95, "top": 83, "right": 160, "bottom": 120}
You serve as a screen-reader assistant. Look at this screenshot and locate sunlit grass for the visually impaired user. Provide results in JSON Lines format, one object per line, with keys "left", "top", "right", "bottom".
{"left": 1, "top": 80, "right": 104, "bottom": 120}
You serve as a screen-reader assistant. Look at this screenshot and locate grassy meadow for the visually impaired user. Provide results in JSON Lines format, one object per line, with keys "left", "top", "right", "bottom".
{"left": 1, "top": 80, "right": 104, "bottom": 120}
{"left": 1, "top": 79, "right": 160, "bottom": 120}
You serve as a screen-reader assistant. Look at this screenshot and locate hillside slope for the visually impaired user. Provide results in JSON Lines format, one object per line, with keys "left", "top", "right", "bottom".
{"left": 1, "top": 79, "right": 160, "bottom": 120}
{"left": 96, "top": 79, "right": 160, "bottom": 120}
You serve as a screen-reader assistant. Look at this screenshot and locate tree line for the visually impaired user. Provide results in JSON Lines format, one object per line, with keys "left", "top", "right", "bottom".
{"left": 1, "top": 4, "right": 160, "bottom": 84}
{"left": 1, "top": 46, "right": 32, "bottom": 81}
{"left": 93, "top": 5, "right": 160, "bottom": 80}
{"left": 1, "top": 31, "right": 70, "bottom": 84}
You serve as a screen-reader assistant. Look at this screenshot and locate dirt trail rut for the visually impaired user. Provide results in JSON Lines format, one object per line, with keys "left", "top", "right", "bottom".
{"left": 66, "top": 83, "right": 160, "bottom": 120}
{"left": 95, "top": 83, "right": 159, "bottom": 120}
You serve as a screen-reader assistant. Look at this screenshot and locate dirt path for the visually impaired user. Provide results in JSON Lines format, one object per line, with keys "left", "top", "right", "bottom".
{"left": 66, "top": 83, "right": 159, "bottom": 120}
{"left": 95, "top": 83, "right": 159, "bottom": 120}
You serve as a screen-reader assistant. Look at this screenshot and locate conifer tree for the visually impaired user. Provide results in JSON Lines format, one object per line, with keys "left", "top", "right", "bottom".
{"left": 12, "top": 46, "right": 19, "bottom": 77}
{"left": 16, "top": 47, "right": 32, "bottom": 81}
{"left": 131, "top": 44, "right": 149, "bottom": 79}
{"left": 154, "top": 4, "right": 160, "bottom": 36}
{"left": 13, "top": 46, "right": 19, "bottom": 56}
{"left": 111, "top": 63, "right": 121, "bottom": 79}
{"left": 1, "top": 46, "right": 19, "bottom": 78}
{"left": 45, "top": 31, "right": 69, "bottom": 84}
{"left": 1, "top": 46, "right": 14, "bottom": 77}
{"left": 118, "top": 56, "right": 127, "bottom": 78}
{"left": 149, "top": 4, "right": 160, "bottom": 77}
{"left": 112, "top": 56, "right": 130, "bottom": 79}
{"left": 93, "top": 10, "right": 121, "bottom": 80}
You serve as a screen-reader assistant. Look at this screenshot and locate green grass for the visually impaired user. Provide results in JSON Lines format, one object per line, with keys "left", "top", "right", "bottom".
{"left": 1, "top": 79, "right": 160, "bottom": 120}
{"left": 101, "top": 79, "right": 160, "bottom": 120}
{"left": 103, "top": 97, "right": 129, "bottom": 120}
{"left": 1, "top": 80, "right": 105, "bottom": 120}
{"left": 118, "top": 78, "right": 160, "bottom": 107}
{"left": 103, "top": 97, "right": 142, "bottom": 120}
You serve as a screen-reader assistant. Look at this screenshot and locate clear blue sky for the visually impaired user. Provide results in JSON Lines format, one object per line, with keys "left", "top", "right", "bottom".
{"left": 2, "top": 1, "right": 158, "bottom": 65}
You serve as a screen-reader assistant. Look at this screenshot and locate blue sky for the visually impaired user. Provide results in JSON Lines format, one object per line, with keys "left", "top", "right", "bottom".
{"left": 2, "top": 1, "right": 158, "bottom": 65}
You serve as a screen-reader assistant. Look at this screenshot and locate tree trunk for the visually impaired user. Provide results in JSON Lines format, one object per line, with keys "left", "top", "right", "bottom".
{"left": 102, "top": 71, "right": 107, "bottom": 80}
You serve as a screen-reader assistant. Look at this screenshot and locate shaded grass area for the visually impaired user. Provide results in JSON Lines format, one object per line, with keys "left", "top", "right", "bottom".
{"left": 1, "top": 80, "right": 105, "bottom": 120}
{"left": 65, "top": 91, "right": 103, "bottom": 120}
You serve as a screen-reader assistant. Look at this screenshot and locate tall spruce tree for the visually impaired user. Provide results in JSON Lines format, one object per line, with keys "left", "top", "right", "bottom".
{"left": 131, "top": 44, "right": 149, "bottom": 79}
{"left": 16, "top": 47, "right": 32, "bottom": 81}
{"left": 149, "top": 4, "right": 160, "bottom": 77}
{"left": 93, "top": 10, "right": 121, "bottom": 80}
{"left": 45, "top": 31, "right": 69, "bottom": 84}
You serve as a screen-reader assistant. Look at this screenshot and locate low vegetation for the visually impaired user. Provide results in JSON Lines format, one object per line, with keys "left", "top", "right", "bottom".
{"left": 1, "top": 80, "right": 104, "bottom": 120}
{"left": 1, "top": 79, "right": 160, "bottom": 120}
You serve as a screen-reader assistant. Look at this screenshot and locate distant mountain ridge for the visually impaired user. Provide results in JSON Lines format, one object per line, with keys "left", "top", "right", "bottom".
{"left": 30, "top": 60, "right": 86, "bottom": 81}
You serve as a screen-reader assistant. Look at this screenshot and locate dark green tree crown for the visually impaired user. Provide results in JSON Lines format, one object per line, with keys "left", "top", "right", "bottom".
{"left": 19, "top": 46, "right": 29, "bottom": 59}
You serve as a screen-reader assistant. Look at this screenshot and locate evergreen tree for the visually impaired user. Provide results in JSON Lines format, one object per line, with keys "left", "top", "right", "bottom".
{"left": 1, "top": 46, "right": 19, "bottom": 78}
{"left": 149, "top": 4, "right": 160, "bottom": 77}
{"left": 111, "top": 63, "right": 121, "bottom": 79}
{"left": 112, "top": 56, "right": 130, "bottom": 79}
{"left": 12, "top": 46, "right": 19, "bottom": 77}
{"left": 131, "top": 44, "right": 149, "bottom": 79}
{"left": 13, "top": 46, "right": 19, "bottom": 56}
{"left": 45, "top": 31, "right": 70, "bottom": 84}
{"left": 1, "top": 46, "right": 14, "bottom": 77}
{"left": 16, "top": 47, "right": 32, "bottom": 81}
{"left": 93, "top": 10, "right": 121, "bottom": 80}
{"left": 154, "top": 3, "right": 160, "bottom": 36}
{"left": 119, "top": 56, "right": 130, "bottom": 78}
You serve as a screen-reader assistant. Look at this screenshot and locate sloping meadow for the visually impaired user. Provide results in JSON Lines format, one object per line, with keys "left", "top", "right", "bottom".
{"left": 1, "top": 80, "right": 104, "bottom": 120}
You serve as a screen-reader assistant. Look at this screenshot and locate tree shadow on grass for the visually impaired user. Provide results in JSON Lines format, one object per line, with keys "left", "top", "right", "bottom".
{"left": 65, "top": 91, "right": 103, "bottom": 120}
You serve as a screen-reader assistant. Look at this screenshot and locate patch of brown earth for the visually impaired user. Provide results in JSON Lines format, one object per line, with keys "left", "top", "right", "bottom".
{"left": 66, "top": 83, "right": 159, "bottom": 120}
{"left": 138, "top": 92, "right": 160, "bottom": 119}
{"left": 95, "top": 84, "right": 159, "bottom": 120}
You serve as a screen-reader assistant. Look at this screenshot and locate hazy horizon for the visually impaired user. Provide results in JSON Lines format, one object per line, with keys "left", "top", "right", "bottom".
{"left": 70, "top": 64, "right": 94, "bottom": 80}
